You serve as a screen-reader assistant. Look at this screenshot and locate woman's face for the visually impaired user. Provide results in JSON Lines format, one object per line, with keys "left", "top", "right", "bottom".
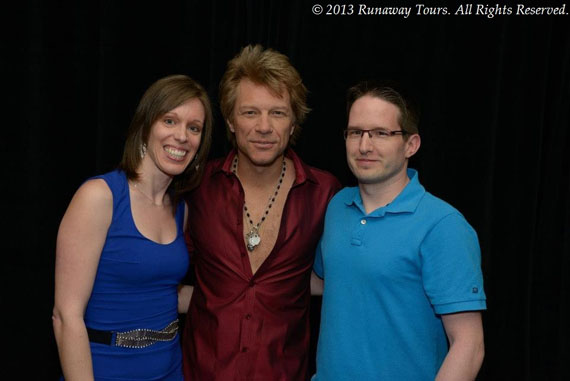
{"left": 143, "top": 98, "right": 205, "bottom": 177}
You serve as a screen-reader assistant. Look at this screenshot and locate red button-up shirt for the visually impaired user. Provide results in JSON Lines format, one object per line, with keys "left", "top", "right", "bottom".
{"left": 182, "top": 149, "right": 340, "bottom": 381}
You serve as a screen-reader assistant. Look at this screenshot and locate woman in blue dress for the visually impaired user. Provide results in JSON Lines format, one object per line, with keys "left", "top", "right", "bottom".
{"left": 53, "top": 74, "right": 212, "bottom": 380}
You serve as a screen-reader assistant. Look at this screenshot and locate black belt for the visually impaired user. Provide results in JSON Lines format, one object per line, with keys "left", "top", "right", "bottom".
{"left": 86, "top": 319, "right": 179, "bottom": 348}
{"left": 87, "top": 327, "right": 114, "bottom": 345}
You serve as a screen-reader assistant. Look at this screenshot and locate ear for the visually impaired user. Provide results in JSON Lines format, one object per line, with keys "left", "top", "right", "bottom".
{"left": 227, "top": 120, "right": 235, "bottom": 133}
{"left": 404, "top": 134, "right": 421, "bottom": 159}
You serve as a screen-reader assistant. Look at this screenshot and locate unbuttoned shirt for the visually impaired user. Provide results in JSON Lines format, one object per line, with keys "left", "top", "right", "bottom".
{"left": 182, "top": 149, "right": 340, "bottom": 381}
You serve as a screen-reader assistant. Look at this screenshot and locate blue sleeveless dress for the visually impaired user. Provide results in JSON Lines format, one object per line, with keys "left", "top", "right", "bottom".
{"left": 83, "top": 170, "right": 188, "bottom": 380}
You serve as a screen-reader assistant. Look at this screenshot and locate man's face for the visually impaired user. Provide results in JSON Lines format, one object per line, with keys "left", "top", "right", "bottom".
{"left": 346, "top": 95, "right": 417, "bottom": 186}
{"left": 228, "top": 79, "right": 295, "bottom": 168}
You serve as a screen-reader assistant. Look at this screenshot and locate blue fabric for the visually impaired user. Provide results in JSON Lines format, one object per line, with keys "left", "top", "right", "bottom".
{"left": 83, "top": 170, "right": 187, "bottom": 380}
{"left": 313, "top": 169, "right": 486, "bottom": 380}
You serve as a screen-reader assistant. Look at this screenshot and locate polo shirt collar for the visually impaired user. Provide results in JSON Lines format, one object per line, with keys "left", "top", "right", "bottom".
{"left": 345, "top": 169, "right": 425, "bottom": 216}
{"left": 213, "top": 148, "right": 317, "bottom": 186}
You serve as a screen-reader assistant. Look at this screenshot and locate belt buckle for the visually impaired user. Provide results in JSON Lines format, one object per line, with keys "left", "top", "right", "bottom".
{"left": 114, "top": 319, "right": 179, "bottom": 348}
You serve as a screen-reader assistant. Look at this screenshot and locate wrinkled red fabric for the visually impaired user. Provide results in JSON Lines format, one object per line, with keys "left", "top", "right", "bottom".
{"left": 182, "top": 149, "right": 340, "bottom": 381}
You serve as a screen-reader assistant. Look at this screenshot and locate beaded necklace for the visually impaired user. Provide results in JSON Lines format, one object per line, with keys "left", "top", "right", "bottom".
{"left": 232, "top": 155, "right": 287, "bottom": 252}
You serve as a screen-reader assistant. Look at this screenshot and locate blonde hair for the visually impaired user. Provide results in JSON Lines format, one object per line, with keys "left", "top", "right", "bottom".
{"left": 219, "top": 44, "right": 309, "bottom": 145}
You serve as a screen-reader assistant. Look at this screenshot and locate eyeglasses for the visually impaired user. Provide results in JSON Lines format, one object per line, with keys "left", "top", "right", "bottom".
{"left": 343, "top": 128, "right": 408, "bottom": 141}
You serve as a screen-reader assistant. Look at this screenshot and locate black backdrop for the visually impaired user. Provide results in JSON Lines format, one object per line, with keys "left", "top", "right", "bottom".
{"left": 4, "top": 1, "right": 569, "bottom": 379}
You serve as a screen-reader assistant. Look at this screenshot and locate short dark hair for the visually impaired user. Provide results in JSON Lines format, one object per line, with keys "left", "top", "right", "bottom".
{"left": 119, "top": 74, "right": 213, "bottom": 203}
{"left": 219, "top": 44, "right": 309, "bottom": 145}
{"left": 346, "top": 80, "right": 419, "bottom": 139}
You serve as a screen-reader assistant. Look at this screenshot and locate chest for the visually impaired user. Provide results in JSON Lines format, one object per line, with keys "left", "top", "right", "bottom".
{"left": 321, "top": 210, "right": 427, "bottom": 284}
{"left": 98, "top": 198, "right": 188, "bottom": 286}
{"left": 130, "top": 195, "right": 178, "bottom": 244}
{"left": 241, "top": 173, "right": 295, "bottom": 274}
{"left": 188, "top": 166, "right": 331, "bottom": 280}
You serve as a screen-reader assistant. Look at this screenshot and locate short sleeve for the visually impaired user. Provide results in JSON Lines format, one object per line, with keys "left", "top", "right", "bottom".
{"left": 421, "top": 213, "right": 486, "bottom": 314}
{"left": 313, "top": 237, "right": 324, "bottom": 278}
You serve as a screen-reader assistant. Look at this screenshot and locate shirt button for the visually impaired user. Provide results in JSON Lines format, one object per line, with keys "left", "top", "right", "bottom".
{"left": 245, "top": 314, "right": 252, "bottom": 320}
{"left": 248, "top": 280, "right": 255, "bottom": 287}
{"left": 242, "top": 347, "right": 248, "bottom": 353}
{"left": 360, "top": 219, "right": 367, "bottom": 225}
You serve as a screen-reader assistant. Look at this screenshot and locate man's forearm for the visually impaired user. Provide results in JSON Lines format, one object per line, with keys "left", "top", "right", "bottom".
{"left": 436, "top": 334, "right": 484, "bottom": 380}
{"left": 178, "top": 285, "right": 194, "bottom": 313}
{"left": 310, "top": 271, "right": 324, "bottom": 295}
{"left": 437, "top": 311, "right": 485, "bottom": 380}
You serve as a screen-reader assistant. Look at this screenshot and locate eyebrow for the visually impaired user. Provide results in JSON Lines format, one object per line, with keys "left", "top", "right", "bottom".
{"left": 347, "top": 126, "right": 390, "bottom": 130}
{"left": 238, "top": 104, "right": 290, "bottom": 110}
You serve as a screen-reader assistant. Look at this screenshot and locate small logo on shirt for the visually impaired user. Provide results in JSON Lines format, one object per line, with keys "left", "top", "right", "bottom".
{"left": 472, "top": 287, "right": 479, "bottom": 293}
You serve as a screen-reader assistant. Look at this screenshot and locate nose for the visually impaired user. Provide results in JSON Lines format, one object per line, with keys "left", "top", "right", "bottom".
{"left": 255, "top": 114, "right": 273, "bottom": 134}
{"left": 358, "top": 132, "right": 373, "bottom": 153}
{"left": 174, "top": 124, "right": 188, "bottom": 142}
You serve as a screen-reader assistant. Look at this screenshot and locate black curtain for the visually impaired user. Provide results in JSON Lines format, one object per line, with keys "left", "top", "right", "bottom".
{"left": 4, "top": 1, "right": 569, "bottom": 379}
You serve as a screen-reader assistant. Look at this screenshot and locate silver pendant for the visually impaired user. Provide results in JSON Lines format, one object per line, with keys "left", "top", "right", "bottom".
{"left": 246, "top": 230, "right": 261, "bottom": 251}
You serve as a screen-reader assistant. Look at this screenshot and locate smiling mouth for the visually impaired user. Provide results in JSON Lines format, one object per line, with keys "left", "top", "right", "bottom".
{"left": 356, "top": 158, "right": 377, "bottom": 163}
{"left": 164, "top": 146, "right": 188, "bottom": 161}
{"left": 355, "top": 158, "right": 379, "bottom": 167}
{"left": 252, "top": 141, "right": 275, "bottom": 147}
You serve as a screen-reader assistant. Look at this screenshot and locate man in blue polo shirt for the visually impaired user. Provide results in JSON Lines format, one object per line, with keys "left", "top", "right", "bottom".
{"left": 312, "top": 81, "right": 486, "bottom": 380}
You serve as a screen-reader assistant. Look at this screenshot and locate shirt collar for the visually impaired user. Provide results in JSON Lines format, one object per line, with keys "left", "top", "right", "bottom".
{"left": 212, "top": 148, "right": 318, "bottom": 186}
{"left": 344, "top": 168, "right": 425, "bottom": 216}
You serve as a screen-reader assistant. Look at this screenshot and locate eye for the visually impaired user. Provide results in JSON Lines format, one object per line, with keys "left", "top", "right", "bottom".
{"left": 271, "top": 110, "right": 288, "bottom": 117}
{"left": 372, "top": 129, "right": 390, "bottom": 138}
{"left": 347, "top": 129, "right": 362, "bottom": 137}
{"left": 188, "top": 125, "right": 202, "bottom": 134}
{"left": 164, "top": 118, "right": 176, "bottom": 126}
{"left": 241, "top": 110, "right": 257, "bottom": 117}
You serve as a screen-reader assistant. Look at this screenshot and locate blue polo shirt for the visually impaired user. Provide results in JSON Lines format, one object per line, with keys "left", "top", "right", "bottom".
{"left": 313, "top": 169, "right": 486, "bottom": 380}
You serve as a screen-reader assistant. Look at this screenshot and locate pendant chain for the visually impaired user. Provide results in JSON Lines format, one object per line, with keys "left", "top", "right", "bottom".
{"left": 130, "top": 182, "right": 163, "bottom": 206}
{"left": 232, "top": 155, "right": 287, "bottom": 251}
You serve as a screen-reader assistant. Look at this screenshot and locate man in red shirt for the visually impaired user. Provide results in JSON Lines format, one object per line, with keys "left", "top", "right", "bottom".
{"left": 180, "top": 45, "right": 340, "bottom": 380}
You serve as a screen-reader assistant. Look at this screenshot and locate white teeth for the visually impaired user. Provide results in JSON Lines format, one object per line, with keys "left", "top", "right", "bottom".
{"left": 164, "top": 147, "right": 187, "bottom": 158}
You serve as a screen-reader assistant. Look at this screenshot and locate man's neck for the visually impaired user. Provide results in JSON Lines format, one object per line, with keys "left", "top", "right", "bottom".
{"left": 235, "top": 152, "right": 287, "bottom": 189}
{"left": 359, "top": 169, "right": 410, "bottom": 214}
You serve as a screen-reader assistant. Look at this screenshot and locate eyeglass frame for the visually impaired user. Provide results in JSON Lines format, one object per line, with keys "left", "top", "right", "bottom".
{"left": 343, "top": 128, "right": 409, "bottom": 140}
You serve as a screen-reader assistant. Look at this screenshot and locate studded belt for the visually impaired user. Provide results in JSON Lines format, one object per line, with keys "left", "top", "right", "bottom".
{"left": 87, "top": 319, "right": 178, "bottom": 348}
